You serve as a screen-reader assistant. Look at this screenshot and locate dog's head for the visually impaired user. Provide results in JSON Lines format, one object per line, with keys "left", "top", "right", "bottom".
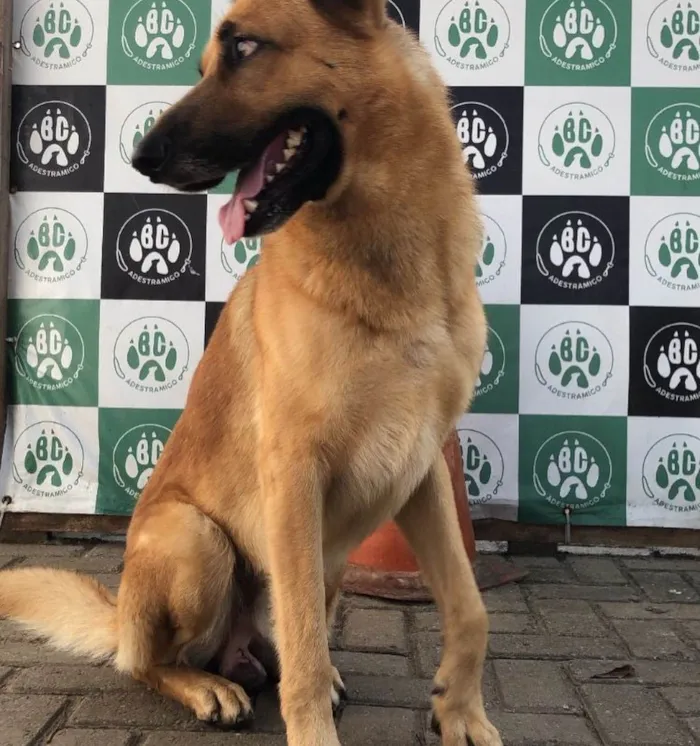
{"left": 131, "top": 0, "right": 392, "bottom": 243}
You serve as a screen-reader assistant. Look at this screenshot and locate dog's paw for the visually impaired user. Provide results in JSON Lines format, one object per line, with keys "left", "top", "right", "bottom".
{"left": 331, "top": 665, "right": 348, "bottom": 720}
{"left": 192, "top": 678, "right": 254, "bottom": 730}
{"left": 430, "top": 710, "right": 502, "bottom": 746}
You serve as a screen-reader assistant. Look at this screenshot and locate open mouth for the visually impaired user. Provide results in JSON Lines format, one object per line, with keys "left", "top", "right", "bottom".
{"left": 218, "top": 110, "right": 343, "bottom": 244}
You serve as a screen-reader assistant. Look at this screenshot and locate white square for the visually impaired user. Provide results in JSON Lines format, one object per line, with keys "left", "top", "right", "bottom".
{"left": 0, "top": 404, "right": 98, "bottom": 513}
{"left": 9, "top": 192, "right": 103, "bottom": 300}
{"left": 419, "top": 0, "right": 526, "bottom": 86}
{"left": 627, "top": 416, "right": 700, "bottom": 529}
{"left": 206, "top": 193, "right": 262, "bottom": 302}
{"left": 212, "top": 0, "right": 232, "bottom": 29}
{"left": 475, "top": 195, "right": 522, "bottom": 304}
{"left": 12, "top": 0, "right": 109, "bottom": 85}
{"left": 457, "top": 412, "right": 519, "bottom": 521}
{"left": 631, "top": 0, "right": 700, "bottom": 87}
{"left": 104, "top": 86, "right": 191, "bottom": 194}
{"left": 519, "top": 305, "right": 629, "bottom": 416}
{"left": 98, "top": 299, "right": 205, "bottom": 409}
{"left": 629, "top": 196, "right": 700, "bottom": 307}
{"left": 522, "top": 87, "right": 631, "bottom": 196}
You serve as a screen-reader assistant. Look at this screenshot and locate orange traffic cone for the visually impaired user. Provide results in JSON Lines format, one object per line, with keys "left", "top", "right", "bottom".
{"left": 342, "top": 429, "right": 476, "bottom": 602}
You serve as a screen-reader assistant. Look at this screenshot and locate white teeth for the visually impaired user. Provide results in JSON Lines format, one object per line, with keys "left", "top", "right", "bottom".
{"left": 275, "top": 163, "right": 286, "bottom": 173}
{"left": 283, "top": 148, "right": 296, "bottom": 161}
{"left": 287, "top": 130, "right": 303, "bottom": 148}
{"left": 265, "top": 174, "right": 275, "bottom": 183}
{"left": 243, "top": 199, "right": 258, "bottom": 212}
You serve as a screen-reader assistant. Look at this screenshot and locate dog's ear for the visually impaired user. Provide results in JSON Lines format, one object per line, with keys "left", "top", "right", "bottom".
{"left": 309, "top": 0, "right": 387, "bottom": 35}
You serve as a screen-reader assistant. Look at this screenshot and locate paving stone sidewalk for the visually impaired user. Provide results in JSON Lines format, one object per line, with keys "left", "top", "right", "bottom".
{"left": 0, "top": 543, "right": 699, "bottom": 745}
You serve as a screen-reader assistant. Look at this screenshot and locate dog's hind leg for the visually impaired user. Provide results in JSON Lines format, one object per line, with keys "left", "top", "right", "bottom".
{"left": 115, "top": 499, "right": 254, "bottom": 729}
{"left": 395, "top": 456, "right": 503, "bottom": 746}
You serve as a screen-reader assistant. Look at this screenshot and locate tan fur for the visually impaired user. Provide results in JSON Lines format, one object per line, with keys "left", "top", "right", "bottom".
{"left": 0, "top": 1, "right": 501, "bottom": 744}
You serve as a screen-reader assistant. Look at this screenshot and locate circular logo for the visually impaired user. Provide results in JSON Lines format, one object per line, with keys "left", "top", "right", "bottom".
{"left": 12, "top": 314, "right": 85, "bottom": 392}
{"left": 538, "top": 102, "right": 615, "bottom": 179}
{"left": 644, "top": 103, "right": 700, "bottom": 184}
{"left": 220, "top": 236, "right": 262, "bottom": 282}
{"left": 116, "top": 209, "right": 193, "bottom": 286}
{"left": 539, "top": 0, "right": 618, "bottom": 72}
{"left": 434, "top": 0, "right": 511, "bottom": 71}
{"left": 11, "top": 421, "right": 84, "bottom": 498}
{"left": 535, "top": 321, "right": 614, "bottom": 399}
{"left": 16, "top": 101, "right": 92, "bottom": 178}
{"left": 533, "top": 431, "right": 613, "bottom": 510}
{"left": 642, "top": 434, "right": 700, "bottom": 513}
{"left": 477, "top": 215, "right": 507, "bottom": 287}
{"left": 387, "top": 0, "right": 406, "bottom": 27}
{"left": 113, "top": 317, "right": 190, "bottom": 393}
{"left": 475, "top": 326, "right": 506, "bottom": 397}
{"left": 643, "top": 322, "right": 700, "bottom": 404}
{"left": 457, "top": 428, "right": 505, "bottom": 506}
{"left": 14, "top": 207, "right": 88, "bottom": 283}
{"left": 18, "top": 0, "right": 95, "bottom": 70}
{"left": 644, "top": 212, "right": 700, "bottom": 293}
{"left": 646, "top": 0, "right": 700, "bottom": 74}
{"left": 536, "top": 211, "right": 615, "bottom": 290}
{"left": 112, "top": 424, "right": 171, "bottom": 500}
{"left": 119, "top": 101, "right": 171, "bottom": 164}
{"left": 451, "top": 101, "right": 509, "bottom": 179}
{"left": 121, "top": 0, "right": 198, "bottom": 71}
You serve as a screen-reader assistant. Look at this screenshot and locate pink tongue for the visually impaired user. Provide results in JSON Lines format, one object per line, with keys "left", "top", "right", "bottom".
{"left": 219, "top": 132, "right": 288, "bottom": 245}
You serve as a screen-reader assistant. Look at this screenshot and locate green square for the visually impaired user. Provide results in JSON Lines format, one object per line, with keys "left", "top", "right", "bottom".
{"left": 631, "top": 88, "right": 700, "bottom": 196}
{"left": 210, "top": 171, "right": 238, "bottom": 196}
{"left": 525, "top": 0, "right": 631, "bottom": 86}
{"left": 7, "top": 300, "right": 100, "bottom": 407}
{"left": 470, "top": 305, "right": 519, "bottom": 415}
{"left": 96, "top": 407, "right": 182, "bottom": 515}
{"left": 107, "top": 0, "right": 210, "bottom": 85}
{"left": 518, "top": 415, "right": 627, "bottom": 526}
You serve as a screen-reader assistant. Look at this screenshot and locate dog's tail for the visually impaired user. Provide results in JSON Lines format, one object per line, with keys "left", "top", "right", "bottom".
{"left": 0, "top": 567, "right": 118, "bottom": 661}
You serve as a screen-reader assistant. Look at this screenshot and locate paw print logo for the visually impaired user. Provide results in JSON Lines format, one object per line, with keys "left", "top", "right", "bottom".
{"left": 434, "top": 0, "right": 511, "bottom": 71}
{"left": 539, "top": 0, "right": 618, "bottom": 71}
{"left": 533, "top": 431, "right": 612, "bottom": 510}
{"left": 647, "top": 0, "right": 700, "bottom": 74}
{"left": 113, "top": 317, "right": 190, "bottom": 394}
{"left": 643, "top": 434, "right": 700, "bottom": 512}
{"left": 476, "top": 215, "right": 507, "bottom": 288}
{"left": 13, "top": 208, "right": 88, "bottom": 283}
{"left": 644, "top": 323, "right": 700, "bottom": 404}
{"left": 451, "top": 102, "right": 509, "bottom": 180}
{"left": 535, "top": 322, "right": 613, "bottom": 399}
{"left": 538, "top": 103, "right": 615, "bottom": 179}
{"left": 116, "top": 209, "right": 193, "bottom": 286}
{"left": 645, "top": 104, "right": 700, "bottom": 184}
{"left": 475, "top": 327, "right": 506, "bottom": 397}
{"left": 16, "top": 101, "right": 92, "bottom": 178}
{"left": 13, "top": 314, "right": 85, "bottom": 392}
{"left": 11, "top": 422, "right": 84, "bottom": 498}
{"left": 18, "top": 0, "right": 94, "bottom": 69}
{"left": 221, "top": 236, "right": 262, "bottom": 283}
{"left": 457, "top": 428, "right": 505, "bottom": 507}
{"left": 121, "top": 0, "right": 198, "bottom": 71}
{"left": 119, "top": 102, "right": 171, "bottom": 164}
{"left": 644, "top": 213, "right": 700, "bottom": 293}
{"left": 113, "top": 424, "right": 171, "bottom": 500}
{"left": 536, "top": 211, "right": 615, "bottom": 290}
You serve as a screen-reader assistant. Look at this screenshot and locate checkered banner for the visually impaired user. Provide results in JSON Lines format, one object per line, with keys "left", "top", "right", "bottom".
{"left": 2, "top": 0, "right": 700, "bottom": 530}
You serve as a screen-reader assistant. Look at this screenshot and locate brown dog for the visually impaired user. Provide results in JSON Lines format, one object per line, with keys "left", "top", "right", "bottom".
{"left": 0, "top": 1, "right": 502, "bottom": 744}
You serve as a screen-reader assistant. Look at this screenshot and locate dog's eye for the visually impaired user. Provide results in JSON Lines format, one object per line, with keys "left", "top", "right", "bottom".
{"left": 235, "top": 39, "right": 259, "bottom": 59}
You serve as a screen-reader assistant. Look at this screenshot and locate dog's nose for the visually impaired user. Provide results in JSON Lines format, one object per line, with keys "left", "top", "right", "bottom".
{"left": 132, "top": 133, "right": 172, "bottom": 177}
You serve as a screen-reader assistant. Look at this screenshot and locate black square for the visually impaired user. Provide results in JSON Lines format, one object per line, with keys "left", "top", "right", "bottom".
{"left": 448, "top": 87, "right": 523, "bottom": 195}
{"left": 205, "top": 302, "right": 226, "bottom": 348}
{"left": 629, "top": 307, "right": 700, "bottom": 418}
{"left": 387, "top": 0, "right": 421, "bottom": 35}
{"left": 521, "top": 196, "right": 630, "bottom": 305}
{"left": 10, "top": 85, "right": 106, "bottom": 193}
{"left": 102, "top": 193, "right": 207, "bottom": 301}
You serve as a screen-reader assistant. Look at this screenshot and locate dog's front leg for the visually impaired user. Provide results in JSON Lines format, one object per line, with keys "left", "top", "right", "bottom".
{"left": 261, "top": 448, "right": 341, "bottom": 746}
{"left": 396, "top": 455, "right": 502, "bottom": 746}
